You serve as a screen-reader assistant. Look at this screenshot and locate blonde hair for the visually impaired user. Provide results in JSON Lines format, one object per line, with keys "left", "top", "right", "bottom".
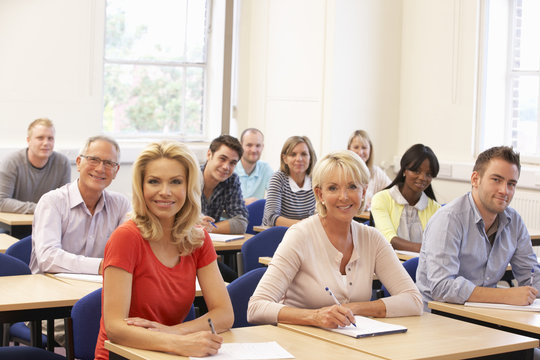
{"left": 27, "top": 118, "right": 54, "bottom": 137}
{"left": 279, "top": 136, "right": 317, "bottom": 175}
{"left": 312, "top": 150, "right": 370, "bottom": 216}
{"left": 347, "top": 130, "right": 374, "bottom": 172}
{"left": 131, "top": 141, "right": 204, "bottom": 255}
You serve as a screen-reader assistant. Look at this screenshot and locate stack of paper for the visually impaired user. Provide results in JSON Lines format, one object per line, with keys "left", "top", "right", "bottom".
{"left": 210, "top": 234, "right": 244, "bottom": 242}
{"left": 465, "top": 299, "right": 540, "bottom": 312}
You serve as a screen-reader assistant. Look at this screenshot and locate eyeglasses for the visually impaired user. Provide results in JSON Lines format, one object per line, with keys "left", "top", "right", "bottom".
{"left": 79, "top": 155, "right": 119, "bottom": 170}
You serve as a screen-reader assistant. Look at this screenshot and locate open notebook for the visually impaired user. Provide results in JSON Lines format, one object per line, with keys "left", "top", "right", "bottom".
{"left": 465, "top": 299, "right": 540, "bottom": 312}
{"left": 330, "top": 316, "right": 407, "bottom": 338}
{"left": 209, "top": 233, "right": 244, "bottom": 242}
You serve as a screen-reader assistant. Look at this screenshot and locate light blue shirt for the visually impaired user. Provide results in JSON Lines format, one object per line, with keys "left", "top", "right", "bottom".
{"left": 417, "top": 192, "right": 540, "bottom": 306}
{"left": 234, "top": 160, "right": 274, "bottom": 199}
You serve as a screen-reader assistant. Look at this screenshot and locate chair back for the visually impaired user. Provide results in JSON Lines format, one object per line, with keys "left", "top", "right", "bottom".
{"left": 381, "top": 257, "right": 419, "bottom": 298}
{"left": 241, "top": 226, "right": 287, "bottom": 273}
{"left": 184, "top": 304, "right": 196, "bottom": 322}
{"left": 5, "top": 235, "right": 32, "bottom": 265}
{"left": 227, "top": 267, "right": 266, "bottom": 328}
{"left": 246, "top": 199, "right": 266, "bottom": 234}
{"left": 0, "top": 253, "right": 31, "bottom": 276}
{"left": 0, "top": 346, "right": 66, "bottom": 360}
{"left": 71, "top": 288, "right": 102, "bottom": 360}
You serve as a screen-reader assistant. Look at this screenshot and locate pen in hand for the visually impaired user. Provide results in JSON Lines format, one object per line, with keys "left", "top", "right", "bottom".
{"left": 531, "top": 268, "right": 535, "bottom": 287}
{"left": 208, "top": 318, "right": 216, "bottom": 334}
{"left": 325, "top": 286, "right": 356, "bottom": 327}
{"left": 210, "top": 222, "right": 218, "bottom": 229}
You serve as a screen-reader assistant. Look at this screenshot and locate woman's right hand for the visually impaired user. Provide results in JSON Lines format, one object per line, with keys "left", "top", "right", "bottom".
{"left": 312, "top": 304, "right": 356, "bottom": 328}
{"left": 199, "top": 216, "right": 216, "bottom": 233}
{"left": 172, "top": 331, "right": 223, "bottom": 357}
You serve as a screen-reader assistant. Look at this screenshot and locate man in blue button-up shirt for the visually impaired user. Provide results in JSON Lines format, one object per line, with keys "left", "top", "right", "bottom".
{"left": 417, "top": 146, "right": 540, "bottom": 307}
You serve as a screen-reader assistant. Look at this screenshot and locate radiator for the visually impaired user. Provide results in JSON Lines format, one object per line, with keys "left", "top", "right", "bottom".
{"left": 511, "top": 192, "right": 540, "bottom": 256}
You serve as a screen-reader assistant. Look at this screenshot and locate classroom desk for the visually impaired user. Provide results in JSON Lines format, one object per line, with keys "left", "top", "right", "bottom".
{"left": 211, "top": 234, "right": 253, "bottom": 252}
{"left": 0, "top": 212, "right": 33, "bottom": 239}
{"left": 429, "top": 300, "right": 540, "bottom": 339}
{"left": 0, "top": 233, "right": 18, "bottom": 253}
{"left": 0, "top": 274, "right": 101, "bottom": 357}
{"left": 279, "top": 312, "right": 538, "bottom": 360}
{"left": 529, "top": 229, "right": 540, "bottom": 247}
{"left": 252, "top": 225, "right": 270, "bottom": 233}
{"left": 105, "top": 324, "right": 383, "bottom": 360}
{"left": 259, "top": 256, "right": 271, "bottom": 266}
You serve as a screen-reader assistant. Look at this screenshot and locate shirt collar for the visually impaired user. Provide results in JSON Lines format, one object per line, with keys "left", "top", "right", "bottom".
{"left": 389, "top": 185, "right": 428, "bottom": 210}
{"left": 289, "top": 175, "right": 311, "bottom": 192}
{"left": 236, "top": 161, "right": 261, "bottom": 177}
{"left": 70, "top": 179, "right": 106, "bottom": 214}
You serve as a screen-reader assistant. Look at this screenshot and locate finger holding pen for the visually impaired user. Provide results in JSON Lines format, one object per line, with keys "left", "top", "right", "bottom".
{"left": 325, "top": 286, "right": 356, "bottom": 327}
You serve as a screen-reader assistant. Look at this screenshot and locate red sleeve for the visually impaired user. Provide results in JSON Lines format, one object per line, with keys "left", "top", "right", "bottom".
{"left": 194, "top": 229, "right": 218, "bottom": 269}
{"left": 104, "top": 220, "right": 142, "bottom": 274}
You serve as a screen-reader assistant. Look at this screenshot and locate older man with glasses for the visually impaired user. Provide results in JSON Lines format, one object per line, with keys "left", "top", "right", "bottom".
{"left": 30, "top": 135, "right": 130, "bottom": 275}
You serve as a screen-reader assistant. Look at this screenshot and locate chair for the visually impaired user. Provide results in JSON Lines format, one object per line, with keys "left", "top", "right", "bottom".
{"left": 66, "top": 288, "right": 102, "bottom": 360}
{"left": 380, "top": 257, "right": 419, "bottom": 298}
{"left": 5, "top": 235, "right": 32, "bottom": 265}
{"left": 246, "top": 199, "right": 266, "bottom": 235}
{"left": 0, "top": 346, "right": 66, "bottom": 360}
{"left": 227, "top": 268, "right": 267, "bottom": 328}
{"left": 0, "top": 252, "right": 31, "bottom": 276}
{"left": 241, "top": 226, "right": 287, "bottom": 273}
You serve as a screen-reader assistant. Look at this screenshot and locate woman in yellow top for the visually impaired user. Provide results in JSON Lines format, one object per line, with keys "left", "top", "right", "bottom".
{"left": 371, "top": 144, "right": 440, "bottom": 252}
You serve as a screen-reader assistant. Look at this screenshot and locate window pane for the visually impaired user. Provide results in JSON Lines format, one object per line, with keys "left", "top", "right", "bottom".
{"left": 513, "top": 0, "right": 540, "bottom": 71}
{"left": 511, "top": 75, "right": 539, "bottom": 154}
{"left": 103, "top": 63, "right": 203, "bottom": 136}
{"left": 105, "top": 0, "right": 206, "bottom": 63}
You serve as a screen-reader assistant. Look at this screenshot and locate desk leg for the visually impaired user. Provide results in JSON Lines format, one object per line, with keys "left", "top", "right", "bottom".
{"left": 65, "top": 317, "right": 74, "bottom": 360}
{"left": 29, "top": 320, "right": 42, "bottom": 348}
{"left": 109, "top": 352, "right": 128, "bottom": 360}
{"left": 46, "top": 319, "right": 55, "bottom": 351}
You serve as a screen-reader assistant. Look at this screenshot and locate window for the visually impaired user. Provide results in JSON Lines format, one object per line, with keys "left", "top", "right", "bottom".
{"left": 478, "top": 0, "right": 540, "bottom": 161}
{"left": 103, "top": 0, "right": 210, "bottom": 140}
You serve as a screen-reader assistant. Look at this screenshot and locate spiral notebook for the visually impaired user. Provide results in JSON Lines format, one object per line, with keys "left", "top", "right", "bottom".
{"left": 330, "top": 316, "right": 407, "bottom": 338}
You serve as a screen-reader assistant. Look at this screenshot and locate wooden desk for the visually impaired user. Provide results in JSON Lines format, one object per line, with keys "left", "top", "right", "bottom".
{"left": 252, "top": 225, "right": 270, "bottom": 233}
{"left": 529, "top": 228, "right": 540, "bottom": 247}
{"left": 357, "top": 211, "right": 370, "bottom": 220}
{"left": 212, "top": 234, "right": 253, "bottom": 252}
{"left": 0, "top": 274, "right": 101, "bottom": 355}
{"left": 0, "top": 212, "right": 33, "bottom": 239}
{"left": 394, "top": 250, "right": 419, "bottom": 262}
{"left": 279, "top": 313, "right": 538, "bottom": 359}
{"left": 429, "top": 300, "right": 540, "bottom": 338}
{"left": 259, "top": 256, "right": 271, "bottom": 266}
{"left": 106, "top": 324, "right": 383, "bottom": 360}
{"left": 0, "top": 234, "right": 18, "bottom": 253}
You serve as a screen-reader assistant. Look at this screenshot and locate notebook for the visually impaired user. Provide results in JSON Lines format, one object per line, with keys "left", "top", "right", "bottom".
{"left": 464, "top": 299, "right": 540, "bottom": 312}
{"left": 330, "top": 315, "right": 407, "bottom": 338}
{"left": 210, "top": 233, "right": 244, "bottom": 242}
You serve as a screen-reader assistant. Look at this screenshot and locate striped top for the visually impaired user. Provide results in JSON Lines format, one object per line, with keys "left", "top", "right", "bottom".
{"left": 262, "top": 171, "right": 316, "bottom": 226}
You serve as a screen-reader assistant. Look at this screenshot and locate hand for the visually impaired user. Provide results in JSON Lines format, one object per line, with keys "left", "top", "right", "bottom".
{"left": 173, "top": 331, "right": 223, "bottom": 357}
{"left": 200, "top": 216, "right": 216, "bottom": 233}
{"left": 312, "top": 304, "right": 355, "bottom": 329}
{"left": 504, "top": 286, "right": 538, "bottom": 305}
{"left": 125, "top": 317, "right": 180, "bottom": 334}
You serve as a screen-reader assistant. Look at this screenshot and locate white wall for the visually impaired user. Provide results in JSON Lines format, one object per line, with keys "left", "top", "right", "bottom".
{"left": 3, "top": 0, "right": 540, "bottom": 213}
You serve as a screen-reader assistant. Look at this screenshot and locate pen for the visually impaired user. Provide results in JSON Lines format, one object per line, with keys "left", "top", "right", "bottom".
{"left": 531, "top": 268, "right": 535, "bottom": 286}
{"left": 210, "top": 222, "right": 218, "bottom": 229}
{"left": 208, "top": 318, "right": 216, "bottom": 334}
{"left": 325, "top": 286, "right": 356, "bottom": 327}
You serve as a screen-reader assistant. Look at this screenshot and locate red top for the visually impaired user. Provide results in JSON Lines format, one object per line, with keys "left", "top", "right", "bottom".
{"left": 94, "top": 220, "right": 217, "bottom": 359}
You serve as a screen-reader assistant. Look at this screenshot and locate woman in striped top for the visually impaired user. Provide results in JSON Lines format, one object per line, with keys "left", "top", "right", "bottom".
{"left": 262, "top": 136, "right": 317, "bottom": 226}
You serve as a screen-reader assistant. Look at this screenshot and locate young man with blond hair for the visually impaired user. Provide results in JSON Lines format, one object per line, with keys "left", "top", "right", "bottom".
{"left": 0, "top": 118, "right": 71, "bottom": 214}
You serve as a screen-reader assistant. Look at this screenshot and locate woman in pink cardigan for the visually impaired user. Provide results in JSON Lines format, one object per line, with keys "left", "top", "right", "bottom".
{"left": 248, "top": 150, "right": 422, "bottom": 328}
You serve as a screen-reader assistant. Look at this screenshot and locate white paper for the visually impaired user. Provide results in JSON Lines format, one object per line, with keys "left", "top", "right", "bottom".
{"left": 329, "top": 315, "right": 407, "bottom": 338}
{"left": 210, "top": 234, "right": 244, "bottom": 242}
{"left": 465, "top": 299, "right": 540, "bottom": 312}
{"left": 190, "top": 341, "right": 294, "bottom": 360}
{"left": 54, "top": 273, "right": 103, "bottom": 283}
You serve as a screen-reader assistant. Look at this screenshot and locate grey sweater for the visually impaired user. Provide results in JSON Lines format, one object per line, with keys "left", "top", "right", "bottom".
{"left": 0, "top": 149, "right": 71, "bottom": 213}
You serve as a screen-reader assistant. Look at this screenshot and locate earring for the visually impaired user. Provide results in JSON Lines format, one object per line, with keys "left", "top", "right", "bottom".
{"left": 322, "top": 201, "right": 326, "bottom": 206}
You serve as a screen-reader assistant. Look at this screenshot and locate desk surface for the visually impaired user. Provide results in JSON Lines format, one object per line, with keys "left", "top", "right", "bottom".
{"left": 212, "top": 234, "right": 253, "bottom": 252}
{"left": 105, "top": 324, "right": 383, "bottom": 360}
{"left": 429, "top": 300, "right": 540, "bottom": 335}
{"left": 259, "top": 256, "right": 271, "bottom": 266}
{"left": 0, "top": 233, "right": 18, "bottom": 253}
{"left": 0, "top": 274, "right": 101, "bottom": 312}
{"left": 252, "top": 225, "right": 271, "bottom": 233}
{"left": 279, "top": 312, "right": 538, "bottom": 360}
{"left": 0, "top": 212, "right": 33, "bottom": 226}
